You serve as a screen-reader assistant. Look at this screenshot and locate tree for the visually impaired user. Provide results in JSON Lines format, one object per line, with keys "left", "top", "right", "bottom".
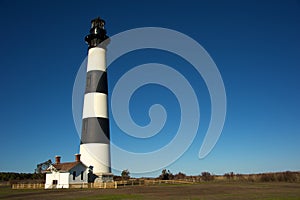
{"left": 201, "top": 172, "right": 214, "bottom": 181}
{"left": 35, "top": 159, "right": 52, "bottom": 174}
{"left": 121, "top": 169, "right": 130, "bottom": 180}
{"left": 159, "top": 169, "right": 174, "bottom": 180}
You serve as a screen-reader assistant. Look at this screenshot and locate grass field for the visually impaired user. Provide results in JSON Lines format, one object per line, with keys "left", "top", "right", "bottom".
{"left": 1, "top": 182, "right": 300, "bottom": 200}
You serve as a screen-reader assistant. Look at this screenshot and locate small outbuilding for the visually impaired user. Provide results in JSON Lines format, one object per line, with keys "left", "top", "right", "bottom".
{"left": 45, "top": 154, "right": 90, "bottom": 189}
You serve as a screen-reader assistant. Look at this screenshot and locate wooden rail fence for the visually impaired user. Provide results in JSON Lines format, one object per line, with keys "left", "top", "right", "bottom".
{"left": 12, "top": 180, "right": 195, "bottom": 189}
{"left": 12, "top": 183, "right": 44, "bottom": 189}
{"left": 12, "top": 182, "right": 117, "bottom": 189}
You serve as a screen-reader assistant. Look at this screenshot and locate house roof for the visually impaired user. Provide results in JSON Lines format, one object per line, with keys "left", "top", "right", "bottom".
{"left": 47, "top": 161, "right": 87, "bottom": 172}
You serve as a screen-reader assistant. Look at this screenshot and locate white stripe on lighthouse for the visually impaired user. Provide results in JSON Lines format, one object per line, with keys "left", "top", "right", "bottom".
{"left": 82, "top": 93, "right": 108, "bottom": 119}
{"left": 87, "top": 47, "right": 106, "bottom": 72}
{"left": 80, "top": 143, "right": 111, "bottom": 173}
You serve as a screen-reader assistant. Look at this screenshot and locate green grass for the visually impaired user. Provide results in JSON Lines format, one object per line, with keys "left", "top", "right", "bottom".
{"left": 0, "top": 186, "right": 42, "bottom": 195}
{"left": 66, "top": 194, "right": 142, "bottom": 200}
{"left": 1, "top": 182, "right": 300, "bottom": 200}
{"left": 0, "top": 186, "right": 12, "bottom": 195}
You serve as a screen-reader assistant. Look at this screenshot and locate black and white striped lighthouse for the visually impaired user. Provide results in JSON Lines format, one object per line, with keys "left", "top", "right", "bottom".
{"left": 80, "top": 17, "right": 112, "bottom": 178}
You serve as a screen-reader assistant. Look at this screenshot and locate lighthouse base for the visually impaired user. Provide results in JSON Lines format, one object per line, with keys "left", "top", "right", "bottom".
{"left": 94, "top": 173, "right": 114, "bottom": 183}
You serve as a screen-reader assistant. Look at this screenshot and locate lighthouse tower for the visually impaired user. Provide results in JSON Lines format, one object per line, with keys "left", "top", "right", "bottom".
{"left": 80, "top": 17, "right": 112, "bottom": 182}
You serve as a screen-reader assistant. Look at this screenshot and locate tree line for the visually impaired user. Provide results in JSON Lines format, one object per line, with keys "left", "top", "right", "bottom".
{"left": 1, "top": 170, "right": 299, "bottom": 183}
{"left": 116, "top": 169, "right": 300, "bottom": 183}
{"left": 0, "top": 172, "right": 45, "bottom": 182}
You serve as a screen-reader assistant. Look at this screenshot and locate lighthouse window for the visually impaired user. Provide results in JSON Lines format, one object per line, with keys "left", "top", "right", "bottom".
{"left": 73, "top": 171, "right": 76, "bottom": 180}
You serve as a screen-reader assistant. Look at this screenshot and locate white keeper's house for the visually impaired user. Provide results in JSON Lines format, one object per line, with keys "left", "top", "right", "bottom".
{"left": 45, "top": 154, "right": 91, "bottom": 189}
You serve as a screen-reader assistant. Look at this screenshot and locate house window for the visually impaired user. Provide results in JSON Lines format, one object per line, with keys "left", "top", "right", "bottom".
{"left": 73, "top": 171, "right": 76, "bottom": 180}
{"left": 81, "top": 171, "right": 84, "bottom": 180}
{"left": 52, "top": 180, "right": 58, "bottom": 185}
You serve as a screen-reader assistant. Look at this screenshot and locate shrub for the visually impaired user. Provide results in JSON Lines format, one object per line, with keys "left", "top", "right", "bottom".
{"left": 174, "top": 172, "right": 186, "bottom": 180}
{"left": 260, "top": 173, "right": 275, "bottom": 182}
{"left": 224, "top": 172, "right": 234, "bottom": 180}
{"left": 277, "top": 171, "right": 297, "bottom": 182}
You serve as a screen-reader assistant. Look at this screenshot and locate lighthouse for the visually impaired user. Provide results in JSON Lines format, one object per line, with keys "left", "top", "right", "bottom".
{"left": 80, "top": 17, "right": 113, "bottom": 182}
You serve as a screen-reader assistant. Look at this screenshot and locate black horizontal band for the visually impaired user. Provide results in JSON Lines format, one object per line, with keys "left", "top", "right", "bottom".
{"left": 81, "top": 117, "right": 110, "bottom": 144}
{"left": 85, "top": 70, "right": 108, "bottom": 94}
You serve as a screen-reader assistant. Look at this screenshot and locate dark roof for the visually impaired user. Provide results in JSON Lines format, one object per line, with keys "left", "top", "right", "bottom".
{"left": 50, "top": 161, "right": 87, "bottom": 172}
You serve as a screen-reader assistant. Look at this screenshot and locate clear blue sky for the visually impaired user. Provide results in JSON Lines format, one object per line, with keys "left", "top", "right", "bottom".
{"left": 0, "top": 0, "right": 299, "bottom": 177}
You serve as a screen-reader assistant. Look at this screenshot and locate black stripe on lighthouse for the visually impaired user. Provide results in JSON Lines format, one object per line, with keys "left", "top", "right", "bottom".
{"left": 81, "top": 117, "right": 110, "bottom": 144}
{"left": 85, "top": 70, "right": 108, "bottom": 94}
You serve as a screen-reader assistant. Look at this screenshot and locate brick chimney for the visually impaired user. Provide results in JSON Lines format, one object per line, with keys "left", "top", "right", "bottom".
{"left": 75, "top": 154, "right": 81, "bottom": 162}
{"left": 55, "top": 156, "right": 61, "bottom": 164}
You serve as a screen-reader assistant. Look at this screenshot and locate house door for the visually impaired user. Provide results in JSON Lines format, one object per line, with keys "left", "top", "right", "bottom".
{"left": 52, "top": 180, "right": 58, "bottom": 189}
